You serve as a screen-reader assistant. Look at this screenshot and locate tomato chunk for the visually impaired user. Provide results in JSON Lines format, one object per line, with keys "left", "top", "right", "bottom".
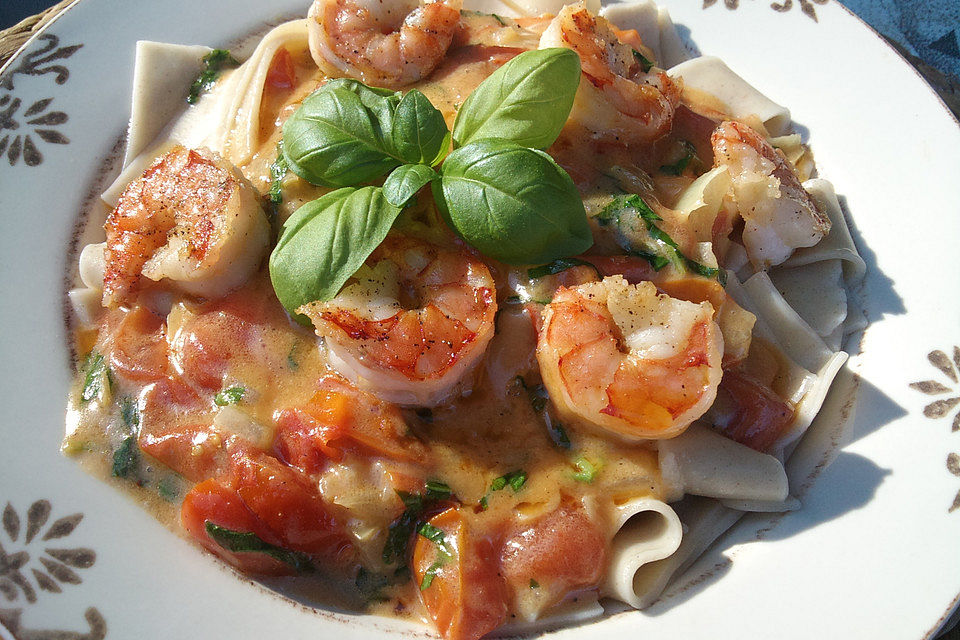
{"left": 103, "top": 305, "right": 170, "bottom": 383}
{"left": 139, "top": 424, "right": 233, "bottom": 482}
{"left": 227, "top": 448, "right": 354, "bottom": 565}
{"left": 499, "top": 502, "right": 606, "bottom": 611}
{"left": 413, "top": 508, "right": 508, "bottom": 640}
{"left": 181, "top": 478, "right": 292, "bottom": 575}
{"left": 714, "top": 369, "right": 795, "bottom": 452}
{"left": 265, "top": 47, "right": 296, "bottom": 89}
{"left": 275, "top": 374, "right": 427, "bottom": 471}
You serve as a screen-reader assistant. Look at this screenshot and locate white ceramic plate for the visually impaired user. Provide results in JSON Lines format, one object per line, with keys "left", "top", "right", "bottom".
{"left": 1, "top": 0, "right": 958, "bottom": 638}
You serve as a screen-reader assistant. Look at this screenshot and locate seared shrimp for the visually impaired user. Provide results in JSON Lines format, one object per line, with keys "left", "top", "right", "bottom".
{"left": 711, "top": 121, "right": 831, "bottom": 268}
{"left": 103, "top": 146, "right": 269, "bottom": 306}
{"left": 537, "top": 276, "right": 722, "bottom": 440}
{"left": 539, "top": 2, "right": 680, "bottom": 144}
{"left": 307, "top": 0, "right": 462, "bottom": 89}
{"left": 298, "top": 236, "right": 497, "bottom": 406}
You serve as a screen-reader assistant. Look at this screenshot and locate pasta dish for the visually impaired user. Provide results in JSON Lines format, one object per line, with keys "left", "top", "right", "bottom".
{"left": 63, "top": 0, "right": 866, "bottom": 638}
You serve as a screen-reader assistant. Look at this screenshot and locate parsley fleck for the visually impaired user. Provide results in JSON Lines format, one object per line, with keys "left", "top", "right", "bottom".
{"left": 205, "top": 522, "right": 314, "bottom": 572}
{"left": 111, "top": 436, "right": 138, "bottom": 479}
{"left": 268, "top": 140, "right": 288, "bottom": 206}
{"left": 187, "top": 49, "right": 239, "bottom": 104}
{"left": 659, "top": 141, "right": 699, "bottom": 176}
{"left": 572, "top": 456, "right": 600, "bottom": 483}
{"left": 214, "top": 386, "right": 246, "bottom": 406}
{"left": 527, "top": 257, "right": 599, "bottom": 280}
{"left": 632, "top": 49, "right": 653, "bottom": 73}
{"left": 81, "top": 352, "right": 109, "bottom": 404}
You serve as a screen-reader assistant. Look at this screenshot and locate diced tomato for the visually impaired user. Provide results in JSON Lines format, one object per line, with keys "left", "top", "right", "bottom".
{"left": 714, "top": 369, "right": 795, "bottom": 452}
{"left": 227, "top": 448, "right": 354, "bottom": 565}
{"left": 275, "top": 375, "right": 427, "bottom": 470}
{"left": 265, "top": 47, "right": 296, "bottom": 89}
{"left": 413, "top": 508, "right": 508, "bottom": 640}
{"left": 138, "top": 376, "right": 204, "bottom": 430}
{"left": 181, "top": 478, "right": 292, "bottom": 575}
{"left": 139, "top": 424, "right": 233, "bottom": 482}
{"left": 104, "top": 305, "right": 170, "bottom": 383}
{"left": 498, "top": 502, "right": 606, "bottom": 609}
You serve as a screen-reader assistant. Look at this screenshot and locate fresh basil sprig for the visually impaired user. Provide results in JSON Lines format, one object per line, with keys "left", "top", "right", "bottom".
{"left": 283, "top": 80, "right": 449, "bottom": 187}
{"left": 452, "top": 48, "right": 581, "bottom": 149}
{"left": 269, "top": 187, "right": 401, "bottom": 320}
{"left": 383, "top": 164, "right": 439, "bottom": 208}
{"left": 205, "top": 522, "right": 314, "bottom": 573}
{"left": 435, "top": 138, "right": 592, "bottom": 265}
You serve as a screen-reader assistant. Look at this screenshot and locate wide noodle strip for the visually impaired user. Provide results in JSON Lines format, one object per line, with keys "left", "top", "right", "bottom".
{"left": 63, "top": 1, "right": 867, "bottom": 638}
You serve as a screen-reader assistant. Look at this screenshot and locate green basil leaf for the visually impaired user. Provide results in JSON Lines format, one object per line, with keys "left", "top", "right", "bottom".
{"left": 527, "top": 257, "right": 596, "bottom": 279}
{"left": 392, "top": 89, "right": 451, "bottom": 165}
{"left": 436, "top": 139, "right": 592, "bottom": 265}
{"left": 111, "top": 436, "right": 139, "bottom": 479}
{"left": 214, "top": 385, "right": 246, "bottom": 406}
{"left": 572, "top": 456, "right": 600, "bottom": 483}
{"left": 269, "top": 187, "right": 402, "bottom": 320}
{"left": 187, "top": 49, "right": 239, "bottom": 104}
{"left": 452, "top": 48, "right": 581, "bottom": 149}
{"left": 268, "top": 140, "right": 288, "bottom": 205}
{"left": 383, "top": 164, "right": 439, "bottom": 208}
{"left": 282, "top": 80, "right": 403, "bottom": 187}
{"left": 632, "top": 49, "right": 653, "bottom": 73}
{"left": 81, "top": 352, "right": 109, "bottom": 403}
{"left": 205, "top": 522, "right": 314, "bottom": 572}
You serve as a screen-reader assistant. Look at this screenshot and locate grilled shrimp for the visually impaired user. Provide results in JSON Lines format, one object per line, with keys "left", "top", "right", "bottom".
{"left": 102, "top": 146, "right": 269, "bottom": 306}
{"left": 539, "top": 2, "right": 680, "bottom": 144}
{"left": 711, "top": 121, "right": 831, "bottom": 268}
{"left": 537, "top": 275, "right": 722, "bottom": 440}
{"left": 298, "top": 236, "right": 497, "bottom": 406}
{"left": 307, "top": 0, "right": 462, "bottom": 89}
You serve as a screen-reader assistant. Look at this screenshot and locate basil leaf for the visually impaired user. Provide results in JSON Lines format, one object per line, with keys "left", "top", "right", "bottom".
{"left": 392, "top": 89, "right": 450, "bottom": 166}
{"left": 268, "top": 140, "right": 288, "bottom": 205}
{"left": 119, "top": 396, "right": 140, "bottom": 430}
{"left": 187, "top": 49, "right": 239, "bottom": 104}
{"left": 383, "top": 164, "right": 439, "bottom": 208}
{"left": 436, "top": 139, "right": 592, "bottom": 265}
{"left": 660, "top": 140, "right": 698, "bottom": 176}
{"left": 111, "top": 436, "right": 139, "bottom": 479}
{"left": 452, "top": 48, "right": 581, "bottom": 149}
{"left": 269, "top": 187, "right": 402, "bottom": 320}
{"left": 214, "top": 385, "right": 246, "bottom": 406}
{"left": 205, "top": 522, "right": 314, "bottom": 572}
{"left": 81, "top": 352, "right": 109, "bottom": 404}
{"left": 282, "top": 80, "right": 403, "bottom": 187}
{"left": 527, "top": 257, "right": 595, "bottom": 279}
{"left": 572, "top": 456, "right": 600, "bottom": 483}
{"left": 632, "top": 49, "right": 653, "bottom": 73}
{"left": 424, "top": 480, "right": 453, "bottom": 502}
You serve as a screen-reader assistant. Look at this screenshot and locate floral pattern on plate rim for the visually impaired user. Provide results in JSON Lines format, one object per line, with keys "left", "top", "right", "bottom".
{"left": 0, "top": 499, "right": 106, "bottom": 639}
{"left": 0, "top": 34, "right": 82, "bottom": 168}
{"left": 702, "top": 0, "right": 829, "bottom": 22}
{"left": 910, "top": 347, "right": 960, "bottom": 513}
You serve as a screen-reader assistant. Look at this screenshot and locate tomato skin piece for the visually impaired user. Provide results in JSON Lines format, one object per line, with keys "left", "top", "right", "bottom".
{"left": 274, "top": 374, "right": 428, "bottom": 471}
{"left": 499, "top": 502, "right": 606, "bottom": 611}
{"left": 713, "top": 369, "right": 795, "bottom": 452}
{"left": 103, "top": 305, "right": 170, "bottom": 384}
{"left": 413, "top": 508, "right": 509, "bottom": 640}
{"left": 139, "top": 424, "right": 234, "bottom": 482}
{"left": 266, "top": 47, "right": 296, "bottom": 89}
{"left": 227, "top": 448, "right": 355, "bottom": 565}
{"left": 180, "top": 478, "right": 292, "bottom": 575}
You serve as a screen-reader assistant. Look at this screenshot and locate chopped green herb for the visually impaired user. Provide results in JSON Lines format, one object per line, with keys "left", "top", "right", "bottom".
{"left": 527, "top": 257, "right": 597, "bottom": 279}
{"left": 81, "top": 352, "right": 109, "bottom": 404}
{"left": 214, "top": 385, "right": 246, "bottom": 406}
{"left": 632, "top": 49, "right": 653, "bottom": 73}
{"left": 356, "top": 566, "right": 390, "bottom": 602}
{"left": 629, "top": 248, "right": 671, "bottom": 272}
{"left": 383, "top": 484, "right": 454, "bottom": 565}
{"left": 572, "top": 456, "right": 600, "bottom": 483}
{"left": 417, "top": 522, "right": 453, "bottom": 591}
{"left": 111, "top": 436, "right": 138, "bottom": 479}
{"left": 268, "top": 140, "right": 289, "bottom": 206}
{"left": 286, "top": 343, "right": 299, "bottom": 370}
{"left": 119, "top": 396, "right": 140, "bottom": 430}
{"left": 659, "top": 141, "right": 699, "bottom": 176}
{"left": 530, "top": 578, "right": 540, "bottom": 589}
{"left": 157, "top": 476, "right": 179, "bottom": 502}
{"left": 490, "top": 470, "right": 527, "bottom": 493}
{"left": 492, "top": 13, "right": 507, "bottom": 25}
{"left": 205, "top": 522, "right": 314, "bottom": 572}
{"left": 425, "top": 480, "right": 453, "bottom": 502}
{"left": 187, "top": 49, "right": 240, "bottom": 104}
{"left": 479, "top": 495, "right": 488, "bottom": 510}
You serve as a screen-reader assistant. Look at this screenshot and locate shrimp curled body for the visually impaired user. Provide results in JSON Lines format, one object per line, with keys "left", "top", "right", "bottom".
{"left": 711, "top": 121, "right": 831, "bottom": 268}
{"left": 539, "top": 2, "right": 680, "bottom": 144}
{"left": 299, "top": 236, "right": 497, "bottom": 407}
{"left": 537, "top": 276, "right": 723, "bottom": 440}
{"left": 102, "top": 145, "right": 269, "bottom": 306}
{"left": 308, "top": 0, "right": 462, "bottom": 89}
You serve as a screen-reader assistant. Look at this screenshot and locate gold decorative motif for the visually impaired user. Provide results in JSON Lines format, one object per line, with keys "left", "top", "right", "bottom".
{"left": 911, "top": 347, "right": 960, "bottom": 513}
{"left": 703, "top": 0, "right": 829, "bottom": 22}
